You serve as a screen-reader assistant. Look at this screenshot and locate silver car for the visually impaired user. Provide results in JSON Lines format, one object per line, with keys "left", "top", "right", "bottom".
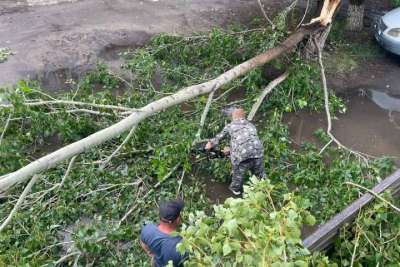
{"left": 375, "top": 8, "right": 400, "bottom": 55}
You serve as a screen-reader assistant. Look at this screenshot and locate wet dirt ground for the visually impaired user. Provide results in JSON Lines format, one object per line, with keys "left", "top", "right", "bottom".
{"left": 0, "top": 0, "right": 290, "bottom": 89}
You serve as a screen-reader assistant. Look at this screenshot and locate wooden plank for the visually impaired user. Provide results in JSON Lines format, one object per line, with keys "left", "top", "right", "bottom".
{"left": 303, "top": 169, "right": 400, "bottom": 252}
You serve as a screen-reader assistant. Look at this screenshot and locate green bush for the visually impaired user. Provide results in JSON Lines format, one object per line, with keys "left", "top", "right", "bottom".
{"left": 179, "top": 177, "right": 334, "bottom": 266}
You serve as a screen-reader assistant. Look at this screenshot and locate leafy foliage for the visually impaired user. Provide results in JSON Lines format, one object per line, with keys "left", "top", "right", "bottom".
{"left": 179, "top": 177, "right": 335, "bottom": 266}
{"left": 392, "top": 0, "right": 400, "bottom": 8}
{"left": 331, "top": 195, "right": 400, "bottom": 266}
{"left": 0, "top": 16, "right": 399, "bottom": 266}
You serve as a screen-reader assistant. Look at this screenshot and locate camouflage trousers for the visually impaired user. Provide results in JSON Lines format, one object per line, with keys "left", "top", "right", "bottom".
{"left": 231, "top": 158, "right": 265, "bottom": 193}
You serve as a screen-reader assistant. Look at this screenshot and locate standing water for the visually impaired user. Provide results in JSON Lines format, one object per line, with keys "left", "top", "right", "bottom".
{"left": 284, "top": 89, "right": 400, "bottom": 165}
{"left": 366, "top": 89, "right": 400, "bottom": 129}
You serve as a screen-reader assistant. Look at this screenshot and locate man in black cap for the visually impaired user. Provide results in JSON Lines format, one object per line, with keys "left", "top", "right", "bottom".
{"left": 140, "top": 199, "right": 187, "bottom": 267}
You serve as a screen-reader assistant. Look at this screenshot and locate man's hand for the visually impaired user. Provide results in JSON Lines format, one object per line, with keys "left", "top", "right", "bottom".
{"left": 205, "top": 141, "right": 213, "bottom": 150}
{"left": 222, "top": 146, "right": 231, "bottom": 156}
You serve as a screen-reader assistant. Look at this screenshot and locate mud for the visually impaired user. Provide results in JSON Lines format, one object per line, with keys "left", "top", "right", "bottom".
{"left": 284, "top": 89, "right": 400, "bottom": 166}
{"left": 204, "top": 179, "right": 235, "bottom": 204}
{"left": 328, "top": 51, "right": 400, "bottom": 94}
{"left": 0, "top": 0, "right": 291, "bottom": 90}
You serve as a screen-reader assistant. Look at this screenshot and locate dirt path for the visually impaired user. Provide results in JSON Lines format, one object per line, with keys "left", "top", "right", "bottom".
{"left": 0, "top": 0, "right": 290, "bottom": 90}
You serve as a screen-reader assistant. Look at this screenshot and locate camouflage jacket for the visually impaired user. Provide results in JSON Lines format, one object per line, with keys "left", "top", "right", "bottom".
{"left": 210, "top": 118, "right": 264, "bottom": 165}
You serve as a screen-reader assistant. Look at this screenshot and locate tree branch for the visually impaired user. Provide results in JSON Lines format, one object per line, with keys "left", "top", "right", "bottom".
{"left": 54, "top": 252, "right": 81, "bottom": 265}
{"left": 117, "top": 164, "right": 179, "bottom": 228}
{"left": 59, "top": 156, "right": 77, "bottom": 189}
{"left": 345, "top": 182, "right": 400, "bottom": 213}
{"left": 193, "top": 90, "right": 216, "bottom": 144}
{"left": 27, "top": 156, "right": 77, "bottom": 202}
{"left": 296, "top": 0, "right": 310, "bottom": 29}
{"left": 0, "top": 175, "right": 40, "bottom": 232}
{"left": 256, "top": 0, "right": 276, "bottom": 28}
{"left": 100, "top": 126, "right": 137, "bottom": 169}
{"left": 314, "top": 36, "right": 369, "bottom": 161}
{"left": 247, "top": 71, "right": 289, "bottom": 121}
{"left": 0, "top": 100, "right": 138, "bottom": 112}
{"left": 0, "top": 111, "right": 12, "bottom": 146}
{"left": 0, "top": 2, "right": 342, "bottom": 192}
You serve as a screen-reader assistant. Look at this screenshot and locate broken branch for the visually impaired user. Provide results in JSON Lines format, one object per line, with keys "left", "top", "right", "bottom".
{"left": 0, "top": 100, "right": 138, "bottom": 112}
{"left": 27, "top": 156, "right": 77, "bottom": 202}
{"left": 0, "top": 2, "right": 342, "bottom": 192}
{"left": 0, "top": 175, "right": 40, "bottom": 232}
{"left": 193, "top": 90, "right": 216, "bottom": 144}
{"left": 0, "top": 111, "right": 12, "bottom": 146}
{"left": 248, "top": 71, "right": 289, "bottom": 121}
{"left": 256, "top": 0, "right": 275, "bottom": 28}
{"left": 307, "top": 0, "right": 341, "bottom": 26}
{"left": 314, "top": 36, "right": 368, "bottom": 161}
{"left": 100, "top": 126, "right": 137, "bottom": 169}
{"left": 296, "top": 0, "right": 310, "bottom": 29}
{"left": 345, "top": 181, "right": 400, "bottom": 213}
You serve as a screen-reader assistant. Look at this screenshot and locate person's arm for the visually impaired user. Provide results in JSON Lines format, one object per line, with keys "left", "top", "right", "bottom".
{"left": 206, "top": 125, "right": 230, "bottom": 150}
{"left": 140, "top": 239, "right": 154, "bottom": 257}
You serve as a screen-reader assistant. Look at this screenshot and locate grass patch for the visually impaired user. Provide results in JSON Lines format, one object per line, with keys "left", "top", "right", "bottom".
{"left": 325, "top": 20, "right": 385, "bottom": 75}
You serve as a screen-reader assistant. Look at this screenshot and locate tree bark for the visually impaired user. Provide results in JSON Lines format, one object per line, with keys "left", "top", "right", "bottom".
{"left": 0, "top": 0, "right": 342, "bottom": 192}
{"left": 304, "top": 24, "right": 332, "bottom": 60}
{"left": 248, "top": 72, "right": 289, "bottom": 121}
{"left": 303, "top": 0, "right": 340, "bottom": 59}
{"left": 0, "top": 30, "right": 311, "bottom": 191}
{"left": 346, "top": 2, "right": 365, "bottom": 31}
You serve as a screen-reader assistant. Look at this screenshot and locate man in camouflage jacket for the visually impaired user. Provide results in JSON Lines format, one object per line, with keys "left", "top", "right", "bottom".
{"left": 205, "top": 108, "right": 265, "bottom": 195}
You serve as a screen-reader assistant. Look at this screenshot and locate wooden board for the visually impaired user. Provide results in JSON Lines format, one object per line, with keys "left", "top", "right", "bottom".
{"left": 303, "top": 169, "right": 400, "bottom": 252}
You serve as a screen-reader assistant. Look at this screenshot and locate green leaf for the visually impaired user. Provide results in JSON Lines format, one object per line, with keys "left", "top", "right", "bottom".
{"left": 223, "top": 241, "right": 232, "bottom": 256}
{"left": 304, "top": 214, "right": 316, "bottom": 226}
{"left": 223, "top": 219, "right": 238, "bottom": 235}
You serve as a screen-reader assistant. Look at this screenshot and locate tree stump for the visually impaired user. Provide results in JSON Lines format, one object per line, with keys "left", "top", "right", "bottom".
{"left": 346, "top": 2, "right": 365, "bottom": 31}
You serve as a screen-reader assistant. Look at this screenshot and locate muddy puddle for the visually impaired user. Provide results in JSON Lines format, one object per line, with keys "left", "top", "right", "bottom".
{"left": 284, "top": 89, "right": 400, "bottom": 165}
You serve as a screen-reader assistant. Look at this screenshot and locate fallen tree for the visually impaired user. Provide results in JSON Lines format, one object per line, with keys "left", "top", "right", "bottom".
{"left": 0, "top": 0, "right": 342, "bottom": 193}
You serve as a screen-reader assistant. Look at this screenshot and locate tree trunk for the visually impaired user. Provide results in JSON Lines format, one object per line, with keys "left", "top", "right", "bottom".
{"left": 304, "top": 24, "right": 332, "bottom": 60}
{"left": 0, "top": 29, "right": 313, "bottom": 191}
{"left": 346, "top": 2, "right": 365, "bottom": 31}
{"left": 0, "top": 0, "right": 343, "bottom": 192}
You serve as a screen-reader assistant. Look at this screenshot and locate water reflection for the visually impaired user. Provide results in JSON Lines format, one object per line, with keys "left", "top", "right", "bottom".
{"left": 365, "top": 89, "right": 400, "bottom": 129}
{"left": 366, "top": 89, "right": 400, "bottom": 112}
{"left": 283, "top": 89, "right": 400, "bottom": 165}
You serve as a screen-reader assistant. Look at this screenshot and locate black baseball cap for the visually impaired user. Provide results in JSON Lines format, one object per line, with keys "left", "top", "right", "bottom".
{"left": 159, "top": 199, "right": 185, "bottom": 223}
